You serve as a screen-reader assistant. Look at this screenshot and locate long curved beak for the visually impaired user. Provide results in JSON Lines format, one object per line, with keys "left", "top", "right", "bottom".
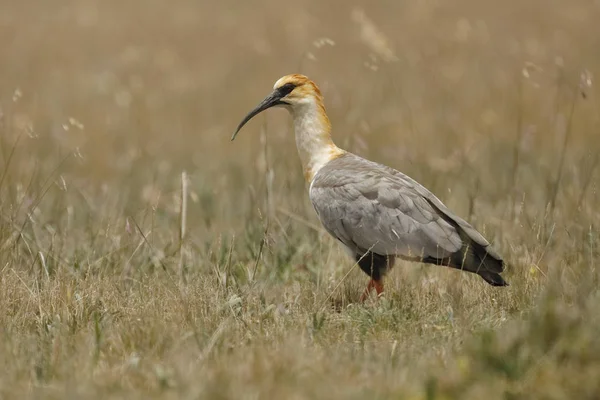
{"left": 231, "top": 92, "right": 286, "bottom": 141}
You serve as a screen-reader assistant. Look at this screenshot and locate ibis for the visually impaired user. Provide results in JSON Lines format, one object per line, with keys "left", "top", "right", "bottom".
{"left": 232, "top": 74, "right": 508, "bottom": 301}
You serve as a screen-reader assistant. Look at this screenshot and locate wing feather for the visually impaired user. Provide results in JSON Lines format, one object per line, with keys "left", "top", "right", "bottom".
{"left": 309, "top": 152, "right": 505, "bottom": 284}
{"left": 310, "top": 155, "right": 462, "bottom": 259}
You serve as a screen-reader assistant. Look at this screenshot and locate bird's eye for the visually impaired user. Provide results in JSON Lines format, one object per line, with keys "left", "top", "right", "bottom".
{"left": 278, "top": 83, "right": 296, "bottom": 96}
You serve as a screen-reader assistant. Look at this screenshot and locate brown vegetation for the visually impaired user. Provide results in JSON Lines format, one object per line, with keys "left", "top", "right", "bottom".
{"left": 0, "top": 0, "right": 599, "bottom": 398}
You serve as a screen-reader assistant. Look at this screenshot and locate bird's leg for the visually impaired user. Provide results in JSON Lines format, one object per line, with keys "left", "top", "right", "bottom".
{"left": 373, "top": 279, "right": 384, "bottom": 296}
{"left": 360, "top": 279, "right": 375, "bottom": 302}
{"left": 360, "top": 279, "right": 384, "bottom": 302}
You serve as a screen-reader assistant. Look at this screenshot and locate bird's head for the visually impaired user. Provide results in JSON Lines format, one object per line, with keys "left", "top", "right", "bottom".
{"left": 231, "top": 74, "right": 327, "bottom": 140}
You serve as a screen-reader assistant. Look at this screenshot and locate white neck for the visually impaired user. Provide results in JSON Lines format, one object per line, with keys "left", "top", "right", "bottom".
{"left": 290, "top": 100, "right": 342, "bottom": 182}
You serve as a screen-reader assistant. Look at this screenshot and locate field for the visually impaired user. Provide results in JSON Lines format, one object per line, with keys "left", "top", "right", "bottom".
{"left": 1, "top": 0, "right": 599, "bottom": 398}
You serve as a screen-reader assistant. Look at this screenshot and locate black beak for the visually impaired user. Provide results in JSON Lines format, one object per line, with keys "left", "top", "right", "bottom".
{"left": 231, "top": 92, "right": 287, "bottom": 141}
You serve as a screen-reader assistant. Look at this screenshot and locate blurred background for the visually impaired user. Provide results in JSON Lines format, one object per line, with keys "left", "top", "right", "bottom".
{"left": 0, "top": 0, "right": 598, "bottom": 271}
{"left": 1, "top": 1, "right": 599, "bottom": 396}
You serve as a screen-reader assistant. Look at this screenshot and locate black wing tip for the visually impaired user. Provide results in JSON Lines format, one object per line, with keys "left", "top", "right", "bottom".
{"left": 479, "top": 271, "right": 509, "bottom": 287}
{"left": 491, "top": 259, "right": 505, "bottom": 274}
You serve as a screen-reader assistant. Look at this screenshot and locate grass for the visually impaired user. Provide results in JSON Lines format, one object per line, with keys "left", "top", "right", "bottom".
{"left": 0, "top": 0, "right": 599, "bottom": 398}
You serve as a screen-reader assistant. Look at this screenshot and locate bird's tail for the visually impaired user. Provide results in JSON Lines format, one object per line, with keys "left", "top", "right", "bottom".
{"left": 422, "top": 198, "right": 508, "bottom": 286}
{"left": 449, "top": 240, "right": 508, "bottom": 286}
{"left": 422, "top": 242, "right": 508, "bottom": 286}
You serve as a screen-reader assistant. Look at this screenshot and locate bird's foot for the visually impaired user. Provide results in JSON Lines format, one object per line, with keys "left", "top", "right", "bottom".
{"left": 360, "top": 279, "right": 384, "bottom": 302}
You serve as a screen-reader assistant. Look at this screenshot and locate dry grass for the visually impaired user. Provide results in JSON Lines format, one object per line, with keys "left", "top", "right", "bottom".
{"left": 1, "top": 0, "right": 599, "bottom": 398}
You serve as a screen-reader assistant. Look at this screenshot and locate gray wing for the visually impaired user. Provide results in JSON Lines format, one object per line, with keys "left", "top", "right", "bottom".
{"left": 309, "top": 155, "right": 461, "bottom": 258}
{"left": 309, "top": 153, "right": 506, "bottom": 284}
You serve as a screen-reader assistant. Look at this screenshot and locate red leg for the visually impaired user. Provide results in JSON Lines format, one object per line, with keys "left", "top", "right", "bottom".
{"left": 360, "top": 279, "right": 375, "bottom": 302}
{"left": 373, "top": 279, "right": 384, "bottom": 296}
{"left": 360, "top": 279, "right": 384, "bottom": 302}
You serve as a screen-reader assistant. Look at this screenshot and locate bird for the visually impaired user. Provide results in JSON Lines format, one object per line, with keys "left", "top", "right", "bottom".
{"left": 231, "top": 74, "right": 508, "bottom": 301}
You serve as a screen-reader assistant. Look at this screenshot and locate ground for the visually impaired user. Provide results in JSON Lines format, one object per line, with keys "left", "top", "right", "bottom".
{"left": 0, "top": 0, "right": 599, "bottom": 398}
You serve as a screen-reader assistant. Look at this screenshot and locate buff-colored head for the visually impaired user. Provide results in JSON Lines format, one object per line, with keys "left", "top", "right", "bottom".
{"left": 231, "top": 74, "right": 343, "bottom": 182}
{"left": 231, "top": 74, "right": 329, "bottom": 140}
{"left": 271, "top": 74, "right": 325, "bottom": 107}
